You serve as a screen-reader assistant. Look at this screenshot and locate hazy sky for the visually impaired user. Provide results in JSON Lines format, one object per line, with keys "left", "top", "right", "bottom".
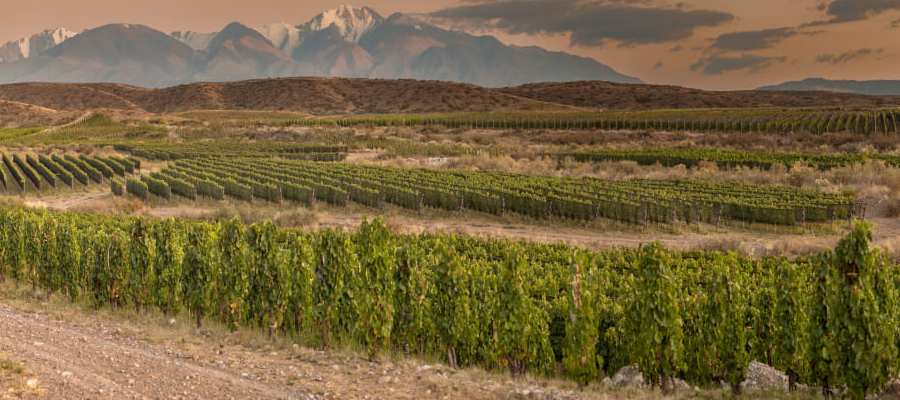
{"left": 3, "top": 0, "right": 899, "bottom": 90}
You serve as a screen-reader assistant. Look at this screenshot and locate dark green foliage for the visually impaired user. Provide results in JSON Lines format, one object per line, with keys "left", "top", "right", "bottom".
{"left": 80, "top": 155, "right": 115, "bottom": 178}
{"left": 153, "top": 157, "right": 852, "bottom": 226}
{"left": 126, "top": 178, "right": 149, "bottom": 200}
{"left": 53, "top": 155, "right": 89, "bottom": 185}
{"left": 14, "top": 154, "right": 41, "bottom": 189}
{"left": 27, "top": 155, "right": 56, "bottom": 187}
{"left": 142, "top": 175, "right": 172, "bottom": 199}
{"left": 1, "top": 207, "right": 897, "bottom": 398}
{"left": 110, "top": 179, "right": 124, "bottom": 196}
{"left": 39, "top": 155, "right": 74, "bottom": 187}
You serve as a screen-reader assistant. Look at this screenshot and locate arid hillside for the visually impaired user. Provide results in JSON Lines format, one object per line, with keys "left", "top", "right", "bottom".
{"left": 0, "top": 82, "right": 148, "bottom": 111}
{"left": 0, "top": 77, "right": 563, "bottom": 115}
{"left": 0, "top": 99, "right": 79, "bottom": 127}
{"left": 0, "top": 77, "right": 899, "bottom": 119}
{"left": 499, "top": 80, "right": 900, "bottom": 109}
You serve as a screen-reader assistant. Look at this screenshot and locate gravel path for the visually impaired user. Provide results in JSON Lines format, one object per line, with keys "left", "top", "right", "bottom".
{"left": 0, "top": 303, "right": 316, "bottom": 399}
{"left": 0, "top": 297, "right": 593, "bottom": 400}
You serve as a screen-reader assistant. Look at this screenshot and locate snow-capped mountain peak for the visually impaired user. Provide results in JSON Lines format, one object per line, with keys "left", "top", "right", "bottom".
{"left": 302, "top": 5, "right": 384, "bottom": 43}
{"left": 45, "top": 28, "right": 76, "bottom": 50}
{"left": 0, "top": 27, "right": 76, "bottom": 63}
{"left": 171, "top": 31, "right": 217, "bottom": 50}
{"left": 255, "top": 22, "right": 303, "bottom": 53}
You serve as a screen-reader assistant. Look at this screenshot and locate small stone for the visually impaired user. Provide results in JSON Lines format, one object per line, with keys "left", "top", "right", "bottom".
{"left": 673, "top": 378, "right": 690, "bottom": 391}
{"left": 26, "top": 378, "right": 39, "bottom": 389}
{"left": 877, "top": 379, "right": 900, "bottom": 399}
{"left": 61, "top": 371, "right": 73, "bottom": 378}
{"left": 740, "top": 362, "right": 788, "bottom": 392}
{"left": 610, "top": 365, "right": 644, "bottom": 388}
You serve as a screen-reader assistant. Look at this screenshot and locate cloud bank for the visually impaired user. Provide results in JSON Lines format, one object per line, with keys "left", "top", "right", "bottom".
{"left": 430, "top": 0, "right": 734, "bottom": 47}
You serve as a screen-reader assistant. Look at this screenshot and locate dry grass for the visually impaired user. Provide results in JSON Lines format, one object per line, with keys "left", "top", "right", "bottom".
{"left": 0, "top": 352, "right": 32, "bottom": 398}
{"left": 0, "top": 100, "right": 78, "bottom": 128}
{"left": 880, "top": 236, "right": 900, "bottom": 262}
{"left": 0, "top": 356, "right": 24, "bottom": 375}
{"left": 202, "top": 203, "right": 321, "bottom": 228}
{"left": 67, "top": 195, "right": 145, "bottom": 215}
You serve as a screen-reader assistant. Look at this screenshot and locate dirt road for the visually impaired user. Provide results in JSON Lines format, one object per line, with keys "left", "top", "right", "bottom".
{"left": 0, "top": 302, "right": 317, "bottom": 399}
{"left": 0, "top": 293, "right": 594, "bottom": 400}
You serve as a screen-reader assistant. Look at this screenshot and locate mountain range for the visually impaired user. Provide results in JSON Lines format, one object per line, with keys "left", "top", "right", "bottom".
{"left": 759, "top": 78, "right": 900, "bottom": 96}
{"left": 0, "top": 5, "right": 640, "bottom": 88}
{"left": 0, "top": 28, "right": 76, "bottom": 64}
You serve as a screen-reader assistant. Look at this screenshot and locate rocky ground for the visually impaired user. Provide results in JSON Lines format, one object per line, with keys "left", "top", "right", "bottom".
{"left": 0, "top": 285, "right": 854, "bottom": 400}
{"left": 0, "top": 287, "right": 601, "bottom": 400}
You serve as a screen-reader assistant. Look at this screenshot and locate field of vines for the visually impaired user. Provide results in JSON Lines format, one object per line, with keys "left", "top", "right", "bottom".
{"left": 224, "top": 108, "right": 900, "bottom": 135}
{"left": 114, "top": 143, "right": 348, "bottom": 161}
{"left": 0, "top": 152, "right": 138, "bottom": 193}
{"left": 559, "top": 148, "right": 900, "bottom": 170}
{"left": 131, "top": 157, "right": 855, "bottom": 226}
{"left": 5, "top": 114, "right": 167, "bottom": 145}
{"left": 1, "top": 207, "right": 896, "bottom": 398}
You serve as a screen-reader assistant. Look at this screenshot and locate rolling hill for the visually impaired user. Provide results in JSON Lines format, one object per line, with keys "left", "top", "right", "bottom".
{"left": 501, "top": 80, "right": 900, "bottom": 109}
{"left": 0, "top": 77, "right": 898, "bottom": 118}
{"left": 0, "top": 77, "right": 562, "bottom": 115}
{"left": 759, "top": 78, "right": 900, "bottom": 96}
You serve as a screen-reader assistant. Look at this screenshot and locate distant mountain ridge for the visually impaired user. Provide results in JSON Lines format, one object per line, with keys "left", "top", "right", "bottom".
{"left": 0, "top": 5, "right": 639, "bottom": 88}
{"left": 759, "top": 78, "right": 900, "bottom": 96}
{"left": 1, "top": 24, "right": 198, "bottom": 88}
{"left": 170, "top": 31, "right": 215, "bottom": 51}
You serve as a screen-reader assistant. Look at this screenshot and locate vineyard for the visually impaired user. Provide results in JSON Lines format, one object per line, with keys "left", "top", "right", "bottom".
{"left": 129, "top": 157, "right": 856, "bottom": 226}
{"left": 5, "top": 114, "right": 167, "bottom": 145}
{"left": 0, "top": 207, "right": 896, "bottom": 398}
{"left": 0, "top": 152, "right": 139, "bottom": 193}
{"left": 223, "top": 108, "right": 900, "bottom": 135}
{"left": 558, "top": 148, "right": 900, "bottom": 170}
{"left": 114, "top": 143, "right": 348, "bottom": 161}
